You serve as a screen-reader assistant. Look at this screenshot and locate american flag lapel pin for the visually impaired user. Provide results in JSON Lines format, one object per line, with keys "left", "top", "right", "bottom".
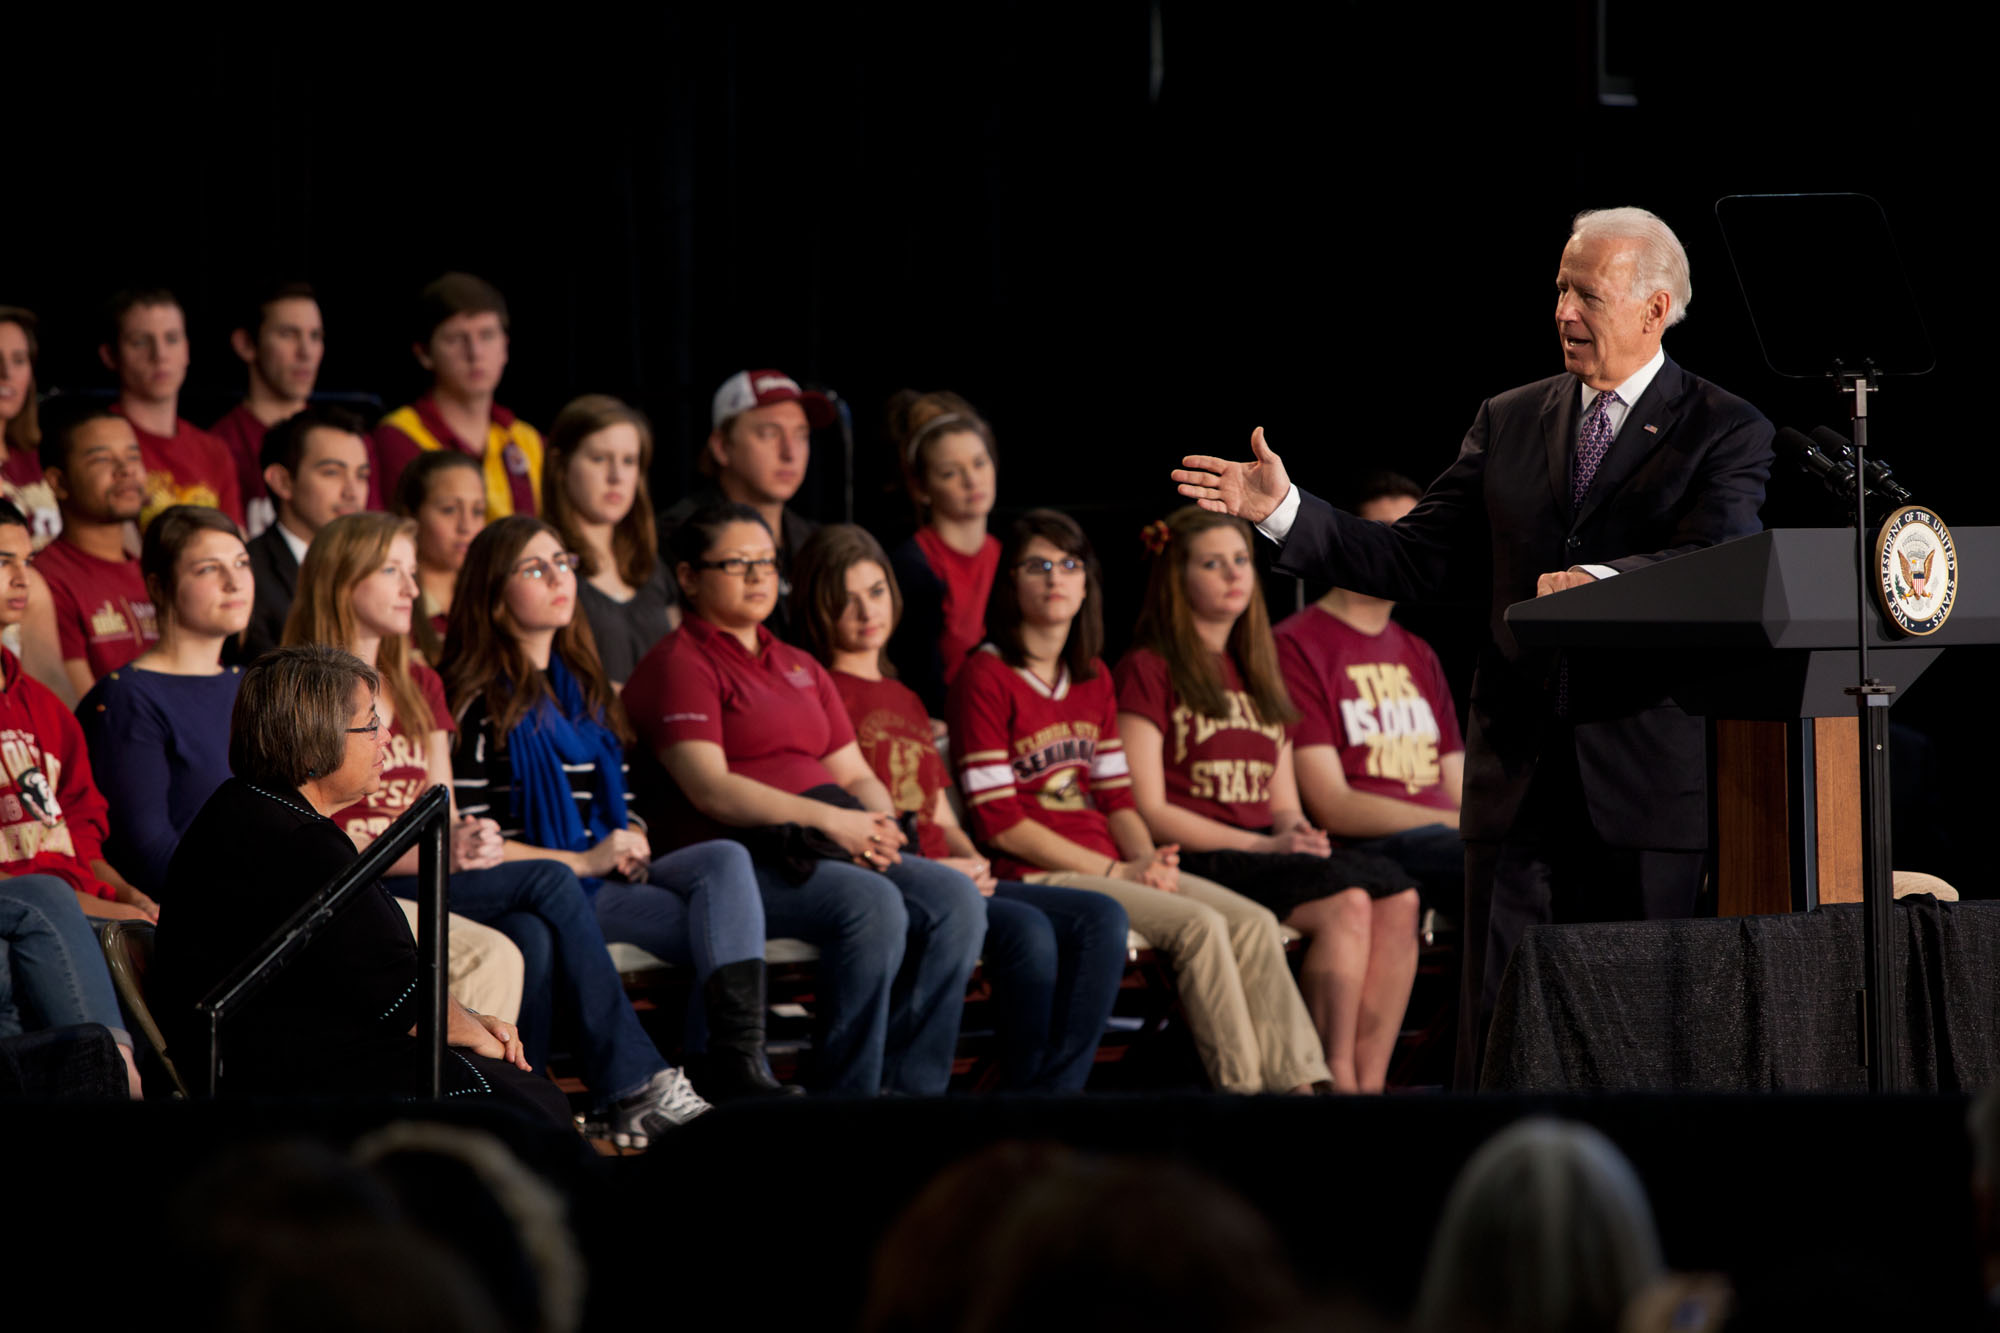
{"left": 1642, "top": 423, "right": 1658, "bottom": 434}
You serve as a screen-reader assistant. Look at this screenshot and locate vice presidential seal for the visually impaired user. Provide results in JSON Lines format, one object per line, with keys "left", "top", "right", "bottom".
{"left": 1874, "top": 505, "right": 1958, "bottom": 636}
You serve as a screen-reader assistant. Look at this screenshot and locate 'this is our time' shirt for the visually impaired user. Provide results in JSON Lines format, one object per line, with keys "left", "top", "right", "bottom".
{"left": 1112, "top": 647, "right": 1287, "bottom": 832}
{"left": 1275, "top": 605, "right": 1463, "bottom": 813}
{"left": 946, "top": 645, "right": 1133, "bottom": 881}
{"left": 112, "top": 405, "right": 245, "bottom": 528}
{"left": 832, "top": 670, "right": 952, "bottom": 860}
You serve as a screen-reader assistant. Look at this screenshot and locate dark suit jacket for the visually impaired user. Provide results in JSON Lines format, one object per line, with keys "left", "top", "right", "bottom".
{"left": 1275, "top": 357, "right": 1773, "bottom": 850}
{"left": 242, "top": 524, "right": 300, "bottom": 663}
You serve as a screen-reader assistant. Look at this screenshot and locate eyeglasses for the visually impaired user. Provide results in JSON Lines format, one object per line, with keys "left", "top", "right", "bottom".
{"left": 1014, "top": 557, "right": 1084, "bottom": 577}
{"left": 512, "top": 552, "right": 583, "bottom": 581}
{"left": 695, "top": 556, "right": 782, "bottom": 579}
{"left": 347, "top": 711, "right": 383, "bottom": 736}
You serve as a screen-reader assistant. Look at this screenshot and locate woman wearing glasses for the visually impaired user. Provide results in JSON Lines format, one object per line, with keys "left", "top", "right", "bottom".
{"left": 621, "top": 503, "right": 986, "bottom": 1096}
{"left": 443, "top": 515, "right": 794, "bottom": 1109}
{"left": 286, "top": 512, "right": 729, "bottom": 1137}
{"left": 946, "top": 509, "right": 1331, "bottom": 1095}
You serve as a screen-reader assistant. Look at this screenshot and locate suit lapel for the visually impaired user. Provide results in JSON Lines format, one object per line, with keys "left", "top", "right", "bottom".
{"left": 1542, "top": 377, "right": 1580, "bottom": 521}
{"left": 1575, "top": 357, "right": 1684, "bottom": 529}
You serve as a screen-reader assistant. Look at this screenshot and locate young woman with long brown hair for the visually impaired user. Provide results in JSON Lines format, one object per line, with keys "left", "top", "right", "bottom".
{"left": 946, "top": 508, "right": 1331, "bottom": 1095}
{"left": 443, "top": 515, "right": 793, "bottom": 1108}
{"left": 542, "top": 394, "right": 677, "bottom": 686}
{"left": 285, "top": 510, "right": 731, "bottom": 1137}
{"left": 1115, "top": 506, "right": 1420, "bottom": 1092}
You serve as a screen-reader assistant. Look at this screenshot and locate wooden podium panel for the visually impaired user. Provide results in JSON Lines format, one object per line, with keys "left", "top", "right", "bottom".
{"left": 1714, "top": 716, "right": 1861, "bottom": 915}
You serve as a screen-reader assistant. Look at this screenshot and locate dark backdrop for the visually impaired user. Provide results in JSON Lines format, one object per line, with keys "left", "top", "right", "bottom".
{"left": 6, "top": 3, "right": 1984, "bottom": 886}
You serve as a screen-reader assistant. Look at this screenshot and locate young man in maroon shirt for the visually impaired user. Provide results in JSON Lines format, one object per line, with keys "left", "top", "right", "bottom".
{"left": 1275, "top": 473, "right": 1465, "bottom": 910}
{"left": 33, "top": 403, "right": 158, "bottom": 696}
{"left": 211, "top": 281, "right": 352, "bottom": 535}
{"left": 374, "top": 273, "right": 542, "bottom": 518}
{"left": 98, "top": 288, "right": 244, "bottom": 529}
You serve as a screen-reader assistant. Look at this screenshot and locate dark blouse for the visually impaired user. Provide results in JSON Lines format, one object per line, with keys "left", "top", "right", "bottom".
{"left": 580, "top": 556, "right": 678, "bottom": 686}
{"left": 150, "top": 777, "right": 552, "bottom": 1113}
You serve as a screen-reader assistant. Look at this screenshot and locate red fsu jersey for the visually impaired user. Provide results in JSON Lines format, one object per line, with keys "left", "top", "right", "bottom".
{"left": 946, "top": 645, "right": 1133, "bottom": 880}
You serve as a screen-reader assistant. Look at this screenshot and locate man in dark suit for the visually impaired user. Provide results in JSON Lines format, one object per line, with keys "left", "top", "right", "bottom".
{"left": 1174, "top": 207, "right": 1775, "bottom": 1084}
{"left": 241, "top": 405, "right": 372, "bottom": 660}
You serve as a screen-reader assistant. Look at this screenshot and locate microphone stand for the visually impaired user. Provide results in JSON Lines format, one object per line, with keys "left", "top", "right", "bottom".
{"left": 1840, "top": 363, "right": 1901, "bottom": 1092}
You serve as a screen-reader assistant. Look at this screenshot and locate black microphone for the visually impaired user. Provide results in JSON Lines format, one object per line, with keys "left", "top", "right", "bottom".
{"left": 1810, "top": 426, "right": 1913, "bottom": 505}
{"left": 1774, "top": 426, "right": 1859, "bottom": 499}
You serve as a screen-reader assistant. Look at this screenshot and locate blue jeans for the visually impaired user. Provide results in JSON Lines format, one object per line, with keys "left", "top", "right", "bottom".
{"left": 595, "top": 840, "right": 768, "bottom": 1051}
{"left": 755, "top": 854, "right": 986, "bottom": 1096}
{"left": 985, "top": 882, "right": 1129, "bottom": 1092}
{"left": 385, "top": 860, "right": 663, "bottom": 1105}
{"left": 0, "top": 876, "right": 130, "bottom": 1047}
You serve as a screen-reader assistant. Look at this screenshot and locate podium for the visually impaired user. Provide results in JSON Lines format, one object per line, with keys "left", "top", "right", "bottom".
{"left": 1505, "top": 527, "right": 2000, "bottom": 915}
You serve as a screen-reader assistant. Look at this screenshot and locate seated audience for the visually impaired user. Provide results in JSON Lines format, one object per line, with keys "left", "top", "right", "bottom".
{"left": 544, "top": 394, "right": 678, "bottom": 686}
{"left": 441, "top": 515, "right": 787, "bottom": 1106}
{"left": 1275, "top": 472, "right": 1466, "bottom": 911}
{"left": 375, "top": 273, "right": 542, "bottom": 519}
{"left": 883, "top": 390, "right": 1001, "bottom": 719}
{"left": 394, "top": 450, "right": 489, "bottom": 660}
{"left": 0, "top": 305, "right": 59, "bottom": 544}
{"left": 657, "top": 369, "right": 832, "bottom": 642}
{"left": 947, "top": 509, "right": 1329, "bottom": 1095}
{"left": 1413, "top": 1117, "right": 1664, "bottom": 1333}
{"left": 793, "top": 524, "right": 1128, "bottom": 1092}
{"left": 79, "top": 506, "right": 249, "bottom": 896}
{"left": 623, "top": 503, "right": 987, "bottom": 1095}
{"left": 80, "top": 507, "right": 525, "bottom": 1024}
{"left": 1116, "top": 507, "right": 1419, "bottom": 1092}
{"left": 0, "top": 497, "right": 158, "bottom": 925}
{"left": 209, "top": 280, "right": 337, "bottom": 535}
{"left": 148, "top": 644, "right": 572, "bottom": 1124}
{"left": 34, "top": 402, "right": 158, "bottom": 694}
{"left": 99, "top": 287, "right": 244, "bottom": 527}
{"left": 242, "top": 405, "right": 372, "bottom": 660}
{"left": 296, "top": 512, "right": 745, "bottom": 1121}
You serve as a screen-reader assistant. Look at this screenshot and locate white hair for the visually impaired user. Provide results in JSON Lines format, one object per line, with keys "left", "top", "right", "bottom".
{"left": 1571, "top": 206, "right": 1692, "bottom": 327}
{"left": 1413, "top": 1117, "right": 1665, "bottom": 1333}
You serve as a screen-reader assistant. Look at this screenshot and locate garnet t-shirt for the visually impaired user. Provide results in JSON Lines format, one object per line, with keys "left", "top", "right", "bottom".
{"left": 912, "top": 527, "right": 1000, "bottom": 691}
{"left": 1275, "top": 605, "right": 1463, "bottom": 813}
{"left": 832, "top": 670, "right": 951, "bottom": 859}
{"left": 113, "top": 406, "right": 245, "bottom": 528}
{"left": 1113, "top": 647, "right": 1287, "bottom": 831}
{"left": 34, "top": 538, "right": 159, "bottom": 677}
{"left": 335, "top": 664, "right": 453, "bottom": 846}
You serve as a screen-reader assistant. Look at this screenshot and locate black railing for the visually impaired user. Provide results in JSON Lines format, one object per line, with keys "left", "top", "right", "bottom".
{"left": 196, "top": 784, "right": 452, "bottom": 1098}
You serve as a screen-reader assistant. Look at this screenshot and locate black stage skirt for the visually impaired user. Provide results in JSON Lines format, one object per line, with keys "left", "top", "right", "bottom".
{"left": 1179, "top": 845, "right": 1416, "bottom": 921}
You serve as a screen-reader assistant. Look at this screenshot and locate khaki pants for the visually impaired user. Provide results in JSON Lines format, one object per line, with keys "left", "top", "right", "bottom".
{"left": 393, "top": 901, "right": 524, "bottom": 1024}
{"left": 1026, "top": 871, "right": 1329, "bottom": 1093}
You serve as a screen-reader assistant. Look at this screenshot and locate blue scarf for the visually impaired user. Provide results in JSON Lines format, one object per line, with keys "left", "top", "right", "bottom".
{"left": 507, "top": 655, "right": 630, "bottom": 896}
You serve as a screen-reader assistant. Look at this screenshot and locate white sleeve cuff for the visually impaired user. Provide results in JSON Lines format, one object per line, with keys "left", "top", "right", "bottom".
{"left": 1255, "top": 484, "right": 1303, "bottom": 544}
{"left": 1578, "top": 563, "right": 1618, "bottom": 580}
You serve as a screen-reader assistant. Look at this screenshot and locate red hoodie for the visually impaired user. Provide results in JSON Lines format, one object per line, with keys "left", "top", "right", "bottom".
{"left": 0, "top": 647, "right": 117, "bottom": 897}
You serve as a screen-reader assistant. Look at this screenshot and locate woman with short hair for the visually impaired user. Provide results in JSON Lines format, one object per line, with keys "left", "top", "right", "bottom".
{"left": 149, "top": 644, "right": 572, "bottom": 1124}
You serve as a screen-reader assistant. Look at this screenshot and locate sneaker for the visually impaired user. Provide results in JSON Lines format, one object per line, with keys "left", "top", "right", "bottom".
{"left": 608, "top": 1067, "right": 712, "bottom": 1149}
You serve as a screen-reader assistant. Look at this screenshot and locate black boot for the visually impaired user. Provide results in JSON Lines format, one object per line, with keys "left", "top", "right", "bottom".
{"left": 700, "top": 959, "right": 803, "bottom": 1100}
